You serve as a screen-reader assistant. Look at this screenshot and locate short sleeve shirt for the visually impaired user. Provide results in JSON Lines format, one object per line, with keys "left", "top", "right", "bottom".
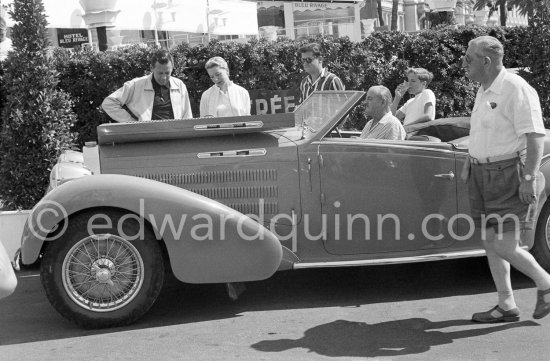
{"left": 299, "top": 68, "right": 345, "bottom": 104}
{"left": 469, "top": 68, "right": 545, "bottom": 159}
{"left": 399, "top": 89, "right": 436, "bottom": 126}
{"left": 360, "top": 112, "right": 406, "bottom": 140}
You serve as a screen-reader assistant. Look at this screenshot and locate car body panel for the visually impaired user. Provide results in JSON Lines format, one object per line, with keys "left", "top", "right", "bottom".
{"left": 98, "top": 131, "right": 302, "bottom": 227}
{"left": 21, "top": 91, "right": 550, "bottom": 279}
{"left": 317, "top": 139, "right": 462, "bottom": 254}
{"left": 20, "top": 174, "right": 283, "bottom": 283}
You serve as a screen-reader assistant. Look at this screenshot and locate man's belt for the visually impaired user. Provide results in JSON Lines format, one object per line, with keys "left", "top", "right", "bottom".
{"left": 469, "top": 150, "right": 525, "bottom": 165}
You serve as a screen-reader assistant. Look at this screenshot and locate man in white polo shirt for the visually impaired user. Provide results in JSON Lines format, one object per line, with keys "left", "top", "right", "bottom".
{"left": 461, "top": 36, "right": 550, "bottom": 322}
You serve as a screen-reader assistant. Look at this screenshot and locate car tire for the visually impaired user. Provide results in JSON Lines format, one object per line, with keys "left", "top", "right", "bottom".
{"left": 533, "top": 202, "right": 550, "bottom": 272}
{"left": 41, "top": 209, "right": 164, "bottom": 328}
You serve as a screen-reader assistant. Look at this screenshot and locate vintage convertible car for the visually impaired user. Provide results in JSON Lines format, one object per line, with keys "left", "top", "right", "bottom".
{"left": 19, "top": 91, "right": 550, "bottom": 328}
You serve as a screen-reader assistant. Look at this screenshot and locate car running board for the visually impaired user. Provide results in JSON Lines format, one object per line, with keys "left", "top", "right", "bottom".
{"left": 293, "top": 249, "right": 488, "bottom": 269}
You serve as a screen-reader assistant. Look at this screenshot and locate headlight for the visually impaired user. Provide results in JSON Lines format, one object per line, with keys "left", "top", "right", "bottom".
{"left": 49, "top": 162, "right": 92, "bottom": 191}
{"left": 58, "top": 150, "right": 84, "bottom": 164}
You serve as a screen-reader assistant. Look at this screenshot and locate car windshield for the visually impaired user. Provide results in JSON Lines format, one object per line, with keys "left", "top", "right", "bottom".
{"left": 294, "top": 92, "right": 358, "bottom": 138}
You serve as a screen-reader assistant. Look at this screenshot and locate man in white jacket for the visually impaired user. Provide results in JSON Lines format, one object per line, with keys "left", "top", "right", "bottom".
{"left": 102, "top": 49, "right": 193, "bottom": 122}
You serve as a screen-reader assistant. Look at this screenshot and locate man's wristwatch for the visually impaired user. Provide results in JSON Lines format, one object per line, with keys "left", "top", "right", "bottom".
{"left": 523, "top": 174, "right": 535, "bottom": 182}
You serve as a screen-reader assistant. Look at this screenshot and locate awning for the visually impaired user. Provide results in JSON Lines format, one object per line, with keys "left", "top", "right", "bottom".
{"left": 3, "top": 0, "right": 258, "bottom": 35}
{"left": 257, "top": 1, "right": 360, "bottom": 10}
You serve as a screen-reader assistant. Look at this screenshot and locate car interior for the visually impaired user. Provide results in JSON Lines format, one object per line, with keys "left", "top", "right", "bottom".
{"left": 330, "top": 116, "right": 470, "bottom": 144}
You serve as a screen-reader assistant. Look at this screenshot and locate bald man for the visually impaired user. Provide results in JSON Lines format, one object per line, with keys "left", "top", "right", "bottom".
{"left": 462, "top": 36, "right": 550, "bottom": 323}
{"left": 360, "top": 85, "right": 406, "bottom": 140}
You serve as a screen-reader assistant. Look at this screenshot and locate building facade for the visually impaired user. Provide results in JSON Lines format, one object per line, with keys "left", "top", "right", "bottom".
{"left": 1, "top": 0, "right": 529, "bottom": 51}
{"left": 258, "top": 0, "right": 528, "bottom": 41}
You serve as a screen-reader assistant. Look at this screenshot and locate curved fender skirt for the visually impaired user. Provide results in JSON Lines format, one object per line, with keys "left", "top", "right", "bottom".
{"left": 167, "top": 214, "right": 283, "bottom": 284}
{"left": 20, "top": 174, "right": 284, "bottom": 282}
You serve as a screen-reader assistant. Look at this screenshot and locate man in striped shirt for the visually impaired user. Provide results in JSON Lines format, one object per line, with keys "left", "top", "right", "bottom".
{"left": 359, "top": 86, "right": 406, "bottom": 140}
{"left": 298, "top": 43, "right": 345, "bottom": 104}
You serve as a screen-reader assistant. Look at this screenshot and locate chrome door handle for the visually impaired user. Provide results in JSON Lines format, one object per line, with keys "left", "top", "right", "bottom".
{"left": 434, "top": 171, "right": 455, "bottom": 180}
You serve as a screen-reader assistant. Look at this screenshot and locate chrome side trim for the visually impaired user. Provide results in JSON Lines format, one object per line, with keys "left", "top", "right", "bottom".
{"left": 292, "top": 249, "right": 487, "bottom": 269}
{"left": 197, "top": 148, "right": 267, "bottom": 158}
{"left": 313, "top": 140, "right": 456, "bottom": 154}
{"left": 194, "top": 121, "right": 263, "bottom": 130}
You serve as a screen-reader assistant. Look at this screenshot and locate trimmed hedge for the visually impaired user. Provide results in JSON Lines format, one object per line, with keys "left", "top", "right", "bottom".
{"left": 41, "top": 24, "right": 547, "bottom": 147}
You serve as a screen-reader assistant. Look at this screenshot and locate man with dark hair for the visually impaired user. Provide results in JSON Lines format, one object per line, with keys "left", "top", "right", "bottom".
{"left": 461, "top": 35, "right": 550, "bottom": 322}
{"left": 102, "top": 49, "right": 193, "bottom": 122}
{"left": 298, "top": 42, "right": 344, "bottom": 104}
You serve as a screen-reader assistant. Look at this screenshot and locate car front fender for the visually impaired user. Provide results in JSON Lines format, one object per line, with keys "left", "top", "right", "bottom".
{"left": 21, "top": 174, "right": 282, "bottom": 283}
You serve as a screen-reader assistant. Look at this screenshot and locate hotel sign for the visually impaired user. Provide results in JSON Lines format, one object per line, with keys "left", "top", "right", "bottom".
{"left": 258, "top": 1, "right": 358, "bottom": 9}
{"left": 57, "top": 28, "right": 89, "bottom": 48}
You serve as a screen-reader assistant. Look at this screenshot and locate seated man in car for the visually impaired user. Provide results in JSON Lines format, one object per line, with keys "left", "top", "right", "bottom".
{"left": 360, "top": 86, "right": 406, "bottom": 140}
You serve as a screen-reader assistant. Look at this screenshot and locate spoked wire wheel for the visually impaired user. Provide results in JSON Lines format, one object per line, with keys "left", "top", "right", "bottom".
{"left": 62, "top": 234, "right": 145, "bottom": 312}
{"left": 41, "top": 209, "right": 164, "bottom": 328}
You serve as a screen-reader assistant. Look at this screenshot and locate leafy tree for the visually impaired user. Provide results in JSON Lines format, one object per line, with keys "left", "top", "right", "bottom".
{"left": 0, "top": 0, "right": 76, "bottom": 209}
{"left": 473, "top": 0, "right": 508, "bottom": 25}
{"left": 474, "top": 0, "right": 550, "bottom": 24}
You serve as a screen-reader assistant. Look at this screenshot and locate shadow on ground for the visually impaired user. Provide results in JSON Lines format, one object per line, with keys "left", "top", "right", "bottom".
{"left": 0, "top": 257, "right": 536, "bottom": 346}
{"left": 251, "top": 318, "right": 539, "bottom": 358}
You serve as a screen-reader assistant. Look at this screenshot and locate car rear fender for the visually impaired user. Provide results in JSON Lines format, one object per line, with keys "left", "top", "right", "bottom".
{"left": 21, "top": 174, "right": 282, "bottom": 283}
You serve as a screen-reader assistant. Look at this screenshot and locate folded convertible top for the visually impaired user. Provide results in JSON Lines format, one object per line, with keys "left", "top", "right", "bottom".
{"left": 97, "top": 113, "right": 295, "bottom": 145}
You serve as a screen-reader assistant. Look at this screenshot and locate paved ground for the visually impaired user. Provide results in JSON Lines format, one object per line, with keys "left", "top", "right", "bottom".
{"left": 1, "top": 257, "right": 549, "bottom": 360}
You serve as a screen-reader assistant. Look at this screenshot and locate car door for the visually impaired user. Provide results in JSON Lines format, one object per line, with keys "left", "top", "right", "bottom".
{"left": 318, "top": 139, "right": 459, "bottom": 255}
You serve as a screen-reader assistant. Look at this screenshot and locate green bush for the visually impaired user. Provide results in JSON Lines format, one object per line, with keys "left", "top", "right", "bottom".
{"left": 0, "top": 0, "right": 76, "bottom": 210}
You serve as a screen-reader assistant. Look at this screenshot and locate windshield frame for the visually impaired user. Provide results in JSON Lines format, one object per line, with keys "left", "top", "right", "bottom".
{"left": 293, "top": 91, "right": 366, "bottom": 143}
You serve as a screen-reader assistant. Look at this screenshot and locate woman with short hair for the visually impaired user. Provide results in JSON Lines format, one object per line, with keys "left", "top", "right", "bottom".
{"left": 200, "top": 56, "right": 251, "bottom": 118}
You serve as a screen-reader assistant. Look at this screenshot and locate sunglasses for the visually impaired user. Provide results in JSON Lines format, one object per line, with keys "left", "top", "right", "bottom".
{"left": 301, "top": 57, "right": 317, "bottom": 64}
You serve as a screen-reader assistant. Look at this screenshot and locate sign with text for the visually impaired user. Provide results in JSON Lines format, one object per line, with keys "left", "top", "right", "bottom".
{"left": 249, "top": 89, "right": 299, "bottom": 115}
{"left": 57, "top": 28, "right": 89, "bottom": 48}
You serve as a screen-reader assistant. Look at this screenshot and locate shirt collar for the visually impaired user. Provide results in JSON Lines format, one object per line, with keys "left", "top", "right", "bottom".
{"left": 147, "top": 73, "right": 175, "bottom": 90}
{"left": 216, "top": 81, "right": 234, "bottom": 93}
{"left": 483, "top": 68, "right": 507, "bottom": 95}
{"left": 307, "top": 68, "right": 327, "bottom": 82}
{"left": 151, "top": 74, "right": 170, "bottom": 89}
{"left": 378, "top": 112, "right": 394, "bottom": 124}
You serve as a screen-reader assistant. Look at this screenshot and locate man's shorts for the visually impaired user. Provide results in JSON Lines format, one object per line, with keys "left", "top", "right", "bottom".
{"left": 467, "top": 157, "right": 545, "bottom": 232}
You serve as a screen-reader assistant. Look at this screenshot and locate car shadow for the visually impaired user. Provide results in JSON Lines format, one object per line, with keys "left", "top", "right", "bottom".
{"left": 0, "top": 257, "right": 536, "bottom": 346}
{"left": 250, "top": 318, "right": 540, "bottom": 358}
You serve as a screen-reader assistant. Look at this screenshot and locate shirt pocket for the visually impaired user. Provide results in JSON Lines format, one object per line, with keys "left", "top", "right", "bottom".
{"left": 477, "top": 100, "right": 500, "bottom": 131}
